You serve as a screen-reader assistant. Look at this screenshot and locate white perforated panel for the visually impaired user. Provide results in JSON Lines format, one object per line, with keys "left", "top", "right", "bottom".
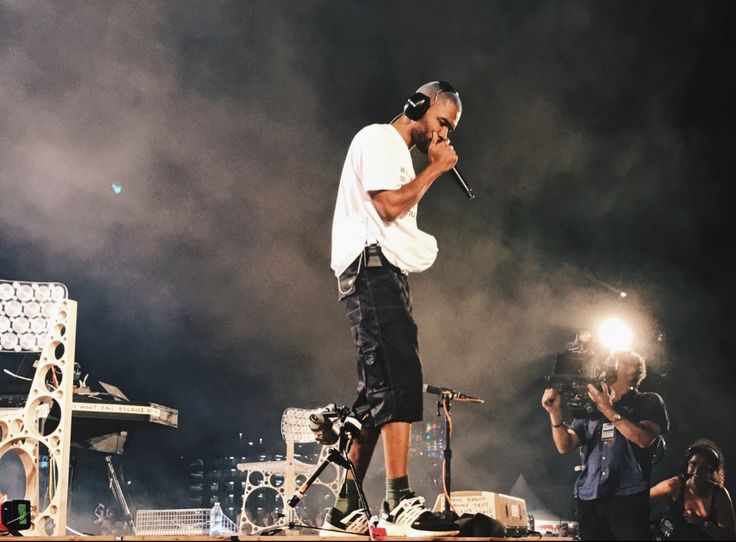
{"left": 280, "top": 407, "right": 321, "bottom": 443}
{"left": 0, "top": 280, "right": 68, "bottom": 352}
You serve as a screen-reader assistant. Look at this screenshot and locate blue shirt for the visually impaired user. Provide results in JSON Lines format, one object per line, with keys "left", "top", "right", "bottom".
{"left": 571, "top": 389, "right": 669, "bottom": 500}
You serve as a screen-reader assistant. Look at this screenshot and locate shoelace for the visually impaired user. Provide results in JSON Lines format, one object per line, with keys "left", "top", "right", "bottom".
{"left": 390, "top": 496, "right": 429, "bottom": 526}
{"left": 339, "top": 509, "right": 370, "bottom": 533}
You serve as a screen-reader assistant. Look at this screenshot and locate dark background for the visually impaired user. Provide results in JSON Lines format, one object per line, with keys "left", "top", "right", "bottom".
{"left": 1, "top": 0, "right": 734, "bottom": 531}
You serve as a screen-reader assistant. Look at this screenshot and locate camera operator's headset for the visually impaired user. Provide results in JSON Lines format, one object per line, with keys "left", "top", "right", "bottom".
{"left": 402, "top": 80, "right": 459, "bottom": 121}
{"left": 682, "top": 443, "right": 721, "bottom": 477}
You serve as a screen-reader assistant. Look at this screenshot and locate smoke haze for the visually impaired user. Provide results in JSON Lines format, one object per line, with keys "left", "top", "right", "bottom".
{"left": 1, "top": 0, "right": 733, "bottom": 527}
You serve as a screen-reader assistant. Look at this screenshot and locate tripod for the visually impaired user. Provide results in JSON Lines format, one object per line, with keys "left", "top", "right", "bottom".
{"left": 286, "top": 406, "right": 373, "bottom": 535}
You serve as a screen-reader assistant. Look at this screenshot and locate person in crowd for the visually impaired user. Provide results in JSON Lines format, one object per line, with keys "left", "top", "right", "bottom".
{"left": 651, "top": 438, "right": 735, "bottom": 540}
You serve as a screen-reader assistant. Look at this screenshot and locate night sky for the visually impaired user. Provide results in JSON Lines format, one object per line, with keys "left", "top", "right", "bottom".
{"left": 1, "top": 0, "right": 734, "bottom": 529}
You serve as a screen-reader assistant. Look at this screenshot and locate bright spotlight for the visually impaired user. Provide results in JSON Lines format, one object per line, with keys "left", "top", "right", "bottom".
{"left": 598, "top": 317, "right": 632, "bottom": 351}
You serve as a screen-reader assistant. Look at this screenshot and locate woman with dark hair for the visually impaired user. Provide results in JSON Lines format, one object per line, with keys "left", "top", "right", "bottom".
{"left": 650, "top": 439, "right": 735, "bottom": 540}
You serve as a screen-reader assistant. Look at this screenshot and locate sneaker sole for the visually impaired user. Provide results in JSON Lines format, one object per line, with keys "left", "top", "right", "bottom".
{"left": 405, "top": 527, "right": 460, "bottom": 538}
{"left": 376, "top": 520, "right": 406, "bottom": 537}
{"left": 377, "top": 521, "right": 459, "bottom": 538}
{"left": 318, "top": 526, "right": 369, "bottom": 537}
{"left": 319, "top": 519, "right": 370, "bottom": 537}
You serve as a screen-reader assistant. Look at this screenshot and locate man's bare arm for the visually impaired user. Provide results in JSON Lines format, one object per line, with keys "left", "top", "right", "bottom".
{"left": 370, "top": 132, "right": 456, "bottom": 222}
{"left": 369, "top": 163, "right": 443, "bottom": 222}
{"left": 542, "top": 388, "right": 582, "bottom": 454}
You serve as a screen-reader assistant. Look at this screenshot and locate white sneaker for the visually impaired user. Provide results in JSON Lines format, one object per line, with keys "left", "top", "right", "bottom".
{"left": 377, "top": 493, "right": 459, "bottom": 537}
{"left": 319, "top": 507, "right": 370, "bottom": 537}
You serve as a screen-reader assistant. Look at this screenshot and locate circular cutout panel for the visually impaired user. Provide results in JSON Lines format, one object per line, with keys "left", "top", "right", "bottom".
{"left": 248, "top": 471, "right": 264, "bottom": 487}
{"left": 28, "top": 397, "right": 62, "bottom": 437}
{"left": 42, "top": 365, "right": 63, "bottom": 393}
{"left": 0, "top": 448, "right": 27, "bottom": 500}
{"left": 52, "top": 341, "right": 65, "bottom": 361}
{"left": 243, "top": 487, "right": 283, "bottom": 528}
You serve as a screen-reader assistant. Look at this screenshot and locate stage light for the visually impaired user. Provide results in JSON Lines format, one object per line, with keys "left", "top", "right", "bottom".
{"left": 16, "top": 285, "right": 33, "bottom": 302}
{"left": 4, "top": 301, "right": 22, "bottom": 318}
{"left": 112, "top": 184, "right": 123, "bottom": 194}
{"left": 23, "top": 301, "right": 40, "bottom": 318}
{"left": 34, "top": 285, "right": 51, "bottom": 302}
{"left": 1, "top": 333, "right": 18, "bottom": 350}
{"left": 12, "top": 317, "right": 29, "bottom": 334}
{"left": 31, "top": 318, "right": 46, "bottom": 333}
{"left": 598, "top": 317, "right": 632, "bottom": 351}
{"left": 19, "top": 334, "right": 36, "bottom": 350}
{"left": 0, "top": 283, "right": 14, "bottom": 300}
{"left": 619, "top": 291, "right": 627, "bottom": 298}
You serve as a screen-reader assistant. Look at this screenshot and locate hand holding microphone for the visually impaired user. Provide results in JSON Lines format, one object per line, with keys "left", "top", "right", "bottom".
{"left": 428, "top": 132, "right": 475, "bottom": 200}
{"left": 428, "top": 131, "right": 458, "bottom": 172}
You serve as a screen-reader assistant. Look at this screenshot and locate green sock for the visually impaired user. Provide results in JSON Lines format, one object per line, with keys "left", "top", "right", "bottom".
{"left": 386, "top": 475, "right": 412, "bottom": 510}
{"left": 333, "top": 478, "right": 360, "bottom": 515}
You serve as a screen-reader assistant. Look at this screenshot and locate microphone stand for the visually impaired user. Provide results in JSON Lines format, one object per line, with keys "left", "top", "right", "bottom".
{"left": 439, "top": 392, "right": 453, "bottom": 521}
{"left": 426, "top": 386, "right": 484, "bottom": 521}
{"left": 104, "top": 455, "right": 136, "bottom": 534}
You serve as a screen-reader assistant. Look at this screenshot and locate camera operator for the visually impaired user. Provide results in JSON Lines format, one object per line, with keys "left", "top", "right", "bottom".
{"left": 542, "top": 351, "right": 670, "bottom": 540}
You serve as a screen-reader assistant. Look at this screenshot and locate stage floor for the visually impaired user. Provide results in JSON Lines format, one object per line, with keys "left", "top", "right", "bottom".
{"left": 13, "top": 537, "right": 571, "bottom": 541}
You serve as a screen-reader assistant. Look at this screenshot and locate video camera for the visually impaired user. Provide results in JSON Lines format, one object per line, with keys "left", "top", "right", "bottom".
{"left": 308, "top": 404, "right": 366, "bottom": 446}
{"left": 545, "top": 332, "right": 615, "bottom": 418}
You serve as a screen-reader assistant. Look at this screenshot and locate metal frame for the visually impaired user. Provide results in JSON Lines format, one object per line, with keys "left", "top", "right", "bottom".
{"left": 0, "top": 279, "right": 76, "bottom": 536}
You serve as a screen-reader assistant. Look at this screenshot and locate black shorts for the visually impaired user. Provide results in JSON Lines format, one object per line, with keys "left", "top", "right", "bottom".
{"left": 339, "top": 247, "right": 423, "bottom": 428}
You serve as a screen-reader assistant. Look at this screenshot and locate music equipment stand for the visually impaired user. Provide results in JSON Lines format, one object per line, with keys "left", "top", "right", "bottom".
{"left": 434, "top": 389, "right": 484, "bottom": 521}
{"left": 285, "top": 406, "right": 373, "bottom": 536}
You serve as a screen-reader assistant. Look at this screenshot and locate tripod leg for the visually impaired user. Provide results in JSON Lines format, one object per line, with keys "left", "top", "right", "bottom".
{"left": 345, "top": 458, "right": 373, "bottom": 525}
{"left": 287, "top": 451, "right": 335, "bottom": 508}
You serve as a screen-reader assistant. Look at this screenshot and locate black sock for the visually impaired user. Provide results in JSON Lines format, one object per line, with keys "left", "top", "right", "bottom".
{"left": 386, "top": 475, "right": 412, "bottom": 510}
{"left": 333, "top": 478, "right": 360, "bottom": 515}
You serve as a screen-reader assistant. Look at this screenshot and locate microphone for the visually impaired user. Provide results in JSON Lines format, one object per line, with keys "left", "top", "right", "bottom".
{"left": 308, "top": 412, "right": 339, "bottom": 445}
{"left": 423, "top": 384, "right": 484, "bottom": 403}
{"left": 451, "top": 166, "right": 475, "bottom": 200}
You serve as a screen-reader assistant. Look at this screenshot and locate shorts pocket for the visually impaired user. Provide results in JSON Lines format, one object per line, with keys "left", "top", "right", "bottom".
{"left": 351, "top": 324, "right": 389, "bottom": 393}
{"left": 337, "top": 271, "right": 358, "bottom": 301}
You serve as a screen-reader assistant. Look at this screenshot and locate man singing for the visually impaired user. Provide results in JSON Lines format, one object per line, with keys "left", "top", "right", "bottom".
{"left": 542, "top": 351, "right": 670, "bottom": 540}
{"left": 322, "top": 81, "right": 462, "bottom": 537}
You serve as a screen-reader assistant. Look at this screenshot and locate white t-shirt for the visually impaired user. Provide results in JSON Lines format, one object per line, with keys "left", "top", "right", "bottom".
{"left": 331, "top": 124, "right": 438, "bottom": 276}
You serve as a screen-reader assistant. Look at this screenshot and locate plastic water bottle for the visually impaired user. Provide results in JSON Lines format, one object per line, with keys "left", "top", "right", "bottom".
{"left": 210, "top": 502, "right": 224, "bottom": 535}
